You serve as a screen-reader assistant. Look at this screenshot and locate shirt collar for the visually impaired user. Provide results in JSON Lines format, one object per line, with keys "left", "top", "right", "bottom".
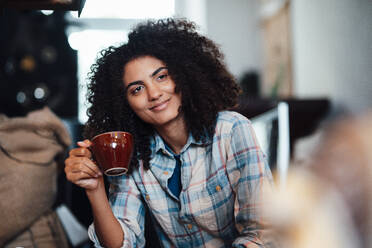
{"left": 151, "top": 130, "right": 212, "bottom": 156}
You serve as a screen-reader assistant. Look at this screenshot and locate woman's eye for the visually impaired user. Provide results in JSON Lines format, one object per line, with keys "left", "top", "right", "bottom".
{"left": 157, "top": 74, "right": 168, "bottom": 81}
{"left": 131, "top": 85, "right": 144, "bottom": 95}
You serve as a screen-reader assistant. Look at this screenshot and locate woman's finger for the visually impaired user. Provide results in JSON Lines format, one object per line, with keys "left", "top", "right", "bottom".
{"left": 66, "top": 168, "right": 98, "bottom": 182}
{"left": 66, "top": 157, "right": 102, "bottom": 177}
{"left": 65, "top": 163, "right": 101, "bottom": 190}
{"left": 67, "top": 171, "right": 100, "bottom": 190}
{"left": 73, "top": 162, "right": 101, "bottom": 178}
{"left": 77, "top": 139, "right": 92, "bottom": 147}
{"left": 69, "top": 146, "right": 92, "bottom": 158}
{"left": 80, "top": 157, "right": 102, "bottom": 176}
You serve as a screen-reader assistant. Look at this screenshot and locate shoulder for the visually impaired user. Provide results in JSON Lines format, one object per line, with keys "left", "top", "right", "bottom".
{"left": 216, "top": 111, "right": 251, "bottom": 132}
{"left": 214, "top": 111, "right": 258, "bottom": 148}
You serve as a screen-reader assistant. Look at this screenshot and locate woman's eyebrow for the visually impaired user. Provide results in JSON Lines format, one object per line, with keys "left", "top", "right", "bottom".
{"left": 151, "top": 66, "right": 167, "bottom": 77}
{"left": 125, "top": 80, "right": 143, "bottom": 91}
{"left": 125, "top": 66, "right": 167, "bottom": 91}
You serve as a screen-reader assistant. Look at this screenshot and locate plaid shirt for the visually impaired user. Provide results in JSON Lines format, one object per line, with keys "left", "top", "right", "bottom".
{"left": 89, "top": 111, "right": 274, "bottom": 247}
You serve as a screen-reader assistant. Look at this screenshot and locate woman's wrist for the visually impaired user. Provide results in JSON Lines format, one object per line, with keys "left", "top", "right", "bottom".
{"left": 85, "top": 177, "right": 106, "bottom": 200}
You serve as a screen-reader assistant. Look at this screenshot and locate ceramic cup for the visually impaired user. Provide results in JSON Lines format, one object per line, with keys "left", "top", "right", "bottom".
{"left": 91, "top": 131, "right": 134, "bottom": 176}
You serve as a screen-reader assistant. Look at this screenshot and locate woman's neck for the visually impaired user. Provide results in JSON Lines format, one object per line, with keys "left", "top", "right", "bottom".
{"left": 155, "top": 116, "right": 188, "bottom": 154}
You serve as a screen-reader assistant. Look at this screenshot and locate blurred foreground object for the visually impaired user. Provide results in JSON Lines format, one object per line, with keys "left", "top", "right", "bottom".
{"left": 264, "top": 111, "right": 372, "bottom": 248}
{"left": 1, "top": 0, "right": 86, "bottom": 16}
{"left": 0, "top": 107, "right": 71, "bottom": 247}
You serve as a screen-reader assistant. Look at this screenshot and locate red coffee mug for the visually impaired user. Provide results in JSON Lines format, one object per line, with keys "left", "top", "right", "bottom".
{"left": 91, "top": 131, "right": 134, "bottom": 176}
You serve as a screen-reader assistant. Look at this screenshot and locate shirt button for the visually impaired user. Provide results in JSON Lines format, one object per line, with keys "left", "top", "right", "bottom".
{"left": 209, "top": 223, "right": 217, "bottom": 229}
{"left": 187, "top": 224, "right": 193, "bottom": 230}
{"left": 163, "top": 171, "right": 169, "bottom": 175}
{"left": 215, "top": 185, "right": 221, "bottom": 192}
{"left": 145, "top": 194, "right": 150, "bottom": 200}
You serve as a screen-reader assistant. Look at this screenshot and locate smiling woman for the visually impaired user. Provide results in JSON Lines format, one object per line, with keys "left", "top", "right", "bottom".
{"left": 64, "top": 18, "right": 275, "bottom": 248}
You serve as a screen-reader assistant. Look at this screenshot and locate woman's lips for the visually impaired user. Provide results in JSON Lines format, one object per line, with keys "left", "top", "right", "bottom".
{"left": 149, "top": 99, "right": 170, "bottom": 112}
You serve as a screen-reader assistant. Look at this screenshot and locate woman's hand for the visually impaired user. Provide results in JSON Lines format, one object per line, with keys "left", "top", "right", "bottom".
{"left": 64, "top": 139, "right": 103, "bottom": 191}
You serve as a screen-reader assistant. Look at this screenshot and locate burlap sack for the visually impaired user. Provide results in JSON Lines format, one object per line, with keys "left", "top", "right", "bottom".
{"left": 4, "top": 210, "right": 70, "bottom": 248}
{"left": 0, "top": 107, "right": 71, "bottom": 246}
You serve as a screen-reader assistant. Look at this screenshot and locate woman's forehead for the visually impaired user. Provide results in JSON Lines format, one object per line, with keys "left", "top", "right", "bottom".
{"left": 123, "top": 56, "right": 167, "bottom": 83}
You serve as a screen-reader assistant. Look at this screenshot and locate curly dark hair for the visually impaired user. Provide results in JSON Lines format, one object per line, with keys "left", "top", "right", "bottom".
{"left": 84, "top": 18, "right": 240, "bottom": 173}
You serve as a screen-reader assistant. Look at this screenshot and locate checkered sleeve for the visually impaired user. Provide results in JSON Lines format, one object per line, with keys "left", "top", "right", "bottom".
{"left": 88, "top": 174, "right": 146, "bottom": 248}
{"left": 226, "top": 116, "right": 274, "bottom": 248}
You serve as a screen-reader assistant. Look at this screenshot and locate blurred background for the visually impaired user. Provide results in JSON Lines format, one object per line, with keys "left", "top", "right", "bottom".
{"left": 0, "top": 0, "right": 371, "bottom": 247}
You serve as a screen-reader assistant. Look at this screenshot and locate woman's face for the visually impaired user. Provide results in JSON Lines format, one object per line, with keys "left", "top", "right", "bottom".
{"left": 123, "top": 56, "right": 182, "bottom": 128}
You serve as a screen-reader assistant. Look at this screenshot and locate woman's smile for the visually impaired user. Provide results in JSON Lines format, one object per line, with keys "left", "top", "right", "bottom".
{"left": 149, "top": 98, "right": 171, "bottom": 112}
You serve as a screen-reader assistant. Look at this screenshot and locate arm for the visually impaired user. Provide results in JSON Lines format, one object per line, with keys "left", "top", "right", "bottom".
{"left": 226, "top": 118, "right": 274, "bottom": 248}
{"left": 65, "top": 140, "right": 145, "bottom": 248}
{"left": 86, "top": 180, "right": 124, "bottom": 247}
{"left": 87, "top": 173, "right": 146, "bottom": 248}
{"left": 65, "top": 140, "right": 124, "bottom": 247}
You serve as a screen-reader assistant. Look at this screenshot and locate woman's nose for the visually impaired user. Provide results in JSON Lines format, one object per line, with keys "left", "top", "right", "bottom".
{"left": 147, "top": 83, "right": 162, "bottom": 101}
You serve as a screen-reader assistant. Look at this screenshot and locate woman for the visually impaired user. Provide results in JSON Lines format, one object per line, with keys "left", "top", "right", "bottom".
{"left": 65, "top": 18, "right": 274, "bottom": 248}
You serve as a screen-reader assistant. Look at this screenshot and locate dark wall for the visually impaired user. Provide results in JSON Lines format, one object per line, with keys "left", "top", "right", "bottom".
{"left": 0, "top": 9, "right": 78, "bottom": 118}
